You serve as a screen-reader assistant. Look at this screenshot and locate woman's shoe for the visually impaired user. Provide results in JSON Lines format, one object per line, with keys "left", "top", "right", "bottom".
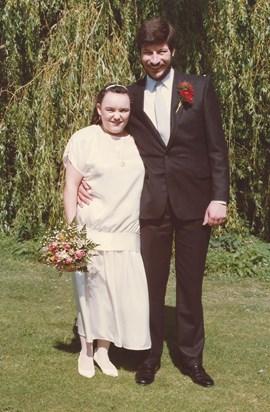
{"left": 78, "top": 352, "right": 95, "bottom": 378}
{"left": 93, "top": 351, "right": 118, "bottom": 377}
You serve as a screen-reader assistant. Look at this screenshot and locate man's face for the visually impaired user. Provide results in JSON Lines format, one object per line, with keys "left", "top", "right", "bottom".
{"left": 140, "top": 42, "right": 175, "bottom": 80}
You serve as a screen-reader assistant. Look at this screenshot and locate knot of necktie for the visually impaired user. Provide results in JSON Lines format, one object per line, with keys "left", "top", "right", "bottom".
{"left": 154, "top": 80, "right": 163, "bottom": 91}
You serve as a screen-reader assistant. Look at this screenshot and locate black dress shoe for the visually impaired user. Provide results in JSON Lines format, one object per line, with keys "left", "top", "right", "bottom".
{"left": 180, "top": 365, "right": 214, "bottom": 387}
{"left": 135, "top": 361, "right": 161, "bottom": 385}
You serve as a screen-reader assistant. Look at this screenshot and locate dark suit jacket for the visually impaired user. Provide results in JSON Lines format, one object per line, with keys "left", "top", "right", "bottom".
{"left": 127, "top": 70, "right": 230, "bottom": 221}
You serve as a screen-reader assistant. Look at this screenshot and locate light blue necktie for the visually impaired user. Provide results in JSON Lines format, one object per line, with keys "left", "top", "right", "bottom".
{"left": 154, "top": 81, "right": 170, "bottom": 145}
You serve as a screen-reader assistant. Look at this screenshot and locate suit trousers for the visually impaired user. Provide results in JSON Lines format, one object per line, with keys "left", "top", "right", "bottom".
{"left": 140, "top": 201, "right": 211, "bottom": 367}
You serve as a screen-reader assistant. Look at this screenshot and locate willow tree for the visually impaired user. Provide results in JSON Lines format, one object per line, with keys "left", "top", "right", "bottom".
{"left": 0, "top": 0, "right": 158, "bottom": 238}
{"left": 205, "top": 0, "right": 270, "bottom": 238}
{"left": 1, "top": 0, "right": 269, "bottom": 239}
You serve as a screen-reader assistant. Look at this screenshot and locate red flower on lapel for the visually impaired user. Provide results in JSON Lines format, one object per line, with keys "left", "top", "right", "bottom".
{"left": 176, "top": 82, "right": 194, "bottom": 113}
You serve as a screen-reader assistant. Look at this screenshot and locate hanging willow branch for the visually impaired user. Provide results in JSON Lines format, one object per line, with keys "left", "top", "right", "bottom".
{"left": 205, "top": 0, "right": 270, "bottom": 238}
{"left": 0, "top": 0, "right": 269, "bottom": 239}
{"left": 0, "top": 0, "right": 136, "bottom": 238}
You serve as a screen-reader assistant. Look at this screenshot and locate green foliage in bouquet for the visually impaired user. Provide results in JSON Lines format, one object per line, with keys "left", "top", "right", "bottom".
{"left": 40, "top": 219, "right": 97, "bottom": 272}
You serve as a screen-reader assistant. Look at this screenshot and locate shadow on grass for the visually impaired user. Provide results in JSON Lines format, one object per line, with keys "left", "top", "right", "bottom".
{"left": 53, "top": 306, "right": 180, "bottom": 372}
{"left": 53, "top": 320, "right": 81, "bottom": 354}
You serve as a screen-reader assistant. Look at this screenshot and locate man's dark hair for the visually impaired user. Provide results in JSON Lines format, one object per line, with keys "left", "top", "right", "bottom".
{"left": 136, "top": 17, "right": 175, "bottom": 52}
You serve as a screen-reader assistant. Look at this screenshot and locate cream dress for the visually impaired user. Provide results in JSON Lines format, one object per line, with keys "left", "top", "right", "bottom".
{"left": 63, "top": 125, "right": 151, "bottom": 350}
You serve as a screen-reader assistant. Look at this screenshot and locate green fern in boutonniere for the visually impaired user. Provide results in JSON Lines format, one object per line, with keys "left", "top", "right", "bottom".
{"left": 176, "top": 81, "right": 194, "bottom": 113}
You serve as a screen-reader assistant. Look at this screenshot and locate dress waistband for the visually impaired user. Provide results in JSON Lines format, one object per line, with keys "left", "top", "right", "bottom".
{"left": 86, "top": 228, "right": 140, "bottom": 251}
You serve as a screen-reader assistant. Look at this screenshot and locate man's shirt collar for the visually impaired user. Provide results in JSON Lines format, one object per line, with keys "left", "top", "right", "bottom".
{"left": 146, "top": 68, "right": 174, "bottom": 92}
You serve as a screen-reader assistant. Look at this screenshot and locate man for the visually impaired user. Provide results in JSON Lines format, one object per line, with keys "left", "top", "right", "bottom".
{"left": 79, "top": 17, "right": 230, "bottom": 387}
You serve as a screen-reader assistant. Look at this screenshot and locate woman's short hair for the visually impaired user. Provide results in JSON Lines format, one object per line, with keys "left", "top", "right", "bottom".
{"left": 136, "top": 17, "right": 175, "bottom": 52}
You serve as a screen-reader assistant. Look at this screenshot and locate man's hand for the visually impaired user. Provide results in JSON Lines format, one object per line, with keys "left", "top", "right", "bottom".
{"left": 77, "top": 179, "right": 92, "bottom": 208}
{"left": 203, "top": 202, "right": 227, "bottom": 226}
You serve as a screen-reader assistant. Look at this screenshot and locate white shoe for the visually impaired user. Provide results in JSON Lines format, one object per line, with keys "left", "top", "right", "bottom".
{"left": 78, "top": 352, "right": 95, "bottom": 378}
{"left": 94, "top": 352, "right": 118, "bottom": 377}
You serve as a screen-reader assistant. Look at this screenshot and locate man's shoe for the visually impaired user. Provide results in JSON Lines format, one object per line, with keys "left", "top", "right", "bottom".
{"left": 180, "top": 364, "right": 214, "bottom": 387}
{"left": 135, "top": 361, "right": 160, "bottom": 385}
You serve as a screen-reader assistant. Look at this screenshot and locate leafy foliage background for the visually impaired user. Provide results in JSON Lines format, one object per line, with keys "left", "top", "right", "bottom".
{"left": 0, "top": 0, "right": 269, "bottom": 240}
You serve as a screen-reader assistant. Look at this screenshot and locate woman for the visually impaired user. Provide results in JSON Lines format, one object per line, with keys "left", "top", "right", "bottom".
{"left": 63, "top": 84, "right": 151, "bottom": 379}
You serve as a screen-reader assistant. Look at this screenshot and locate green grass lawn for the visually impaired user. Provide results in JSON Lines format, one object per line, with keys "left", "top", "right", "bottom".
{"left": 0, "top": 237, "right": 270, "bottom": 412}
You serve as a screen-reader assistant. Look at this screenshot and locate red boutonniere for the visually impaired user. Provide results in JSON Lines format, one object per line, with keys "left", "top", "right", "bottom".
{"left": 176, "top": 81, "right": 194, "bottom": 113}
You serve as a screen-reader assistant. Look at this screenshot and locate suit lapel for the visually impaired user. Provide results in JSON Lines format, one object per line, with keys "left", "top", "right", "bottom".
{"left": 132, "top": 78, "right": 145, "bottom": 111}
{"left": 131, "top": 71, "right": 189, "bottom": 149}
{"left": 131, "top": 78, "right": 167, "bottom": 148}
{"left": 168, "top": 71, "right": 186, "bottom": 149}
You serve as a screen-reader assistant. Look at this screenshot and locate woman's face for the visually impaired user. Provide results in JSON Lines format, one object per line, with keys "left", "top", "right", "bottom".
{"left": 97, "top": 91, "right": 130, "bottom": 136}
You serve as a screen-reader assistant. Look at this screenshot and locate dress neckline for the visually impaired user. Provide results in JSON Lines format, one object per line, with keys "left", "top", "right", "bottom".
{"left": 98, "top": 125, "right": 130, "bottom": 141}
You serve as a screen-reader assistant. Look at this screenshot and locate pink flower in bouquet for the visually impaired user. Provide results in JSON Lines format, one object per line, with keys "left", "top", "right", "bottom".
{"left": 49, "top": 242, "right": 58, "bottom": 251}
{"left": 75, "top": 249, "right": 86, "bottom": 260}
{"left": 54, "top": 251, "right": 63, "bottom": 260}
{"left": 63, "top": 243, "right": 71, "bottom": 250}
{"left": 65, "top": 256, "right": 74, "bottom": 265}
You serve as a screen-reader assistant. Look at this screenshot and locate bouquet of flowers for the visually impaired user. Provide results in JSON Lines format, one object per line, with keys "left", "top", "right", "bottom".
{"left": 40, "top": 219, "right": 97, "bottom": 272}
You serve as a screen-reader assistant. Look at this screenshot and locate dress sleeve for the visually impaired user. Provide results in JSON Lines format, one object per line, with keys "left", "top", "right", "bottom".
{"left": 63, "top": 131, "right": 86, "bottom": 176}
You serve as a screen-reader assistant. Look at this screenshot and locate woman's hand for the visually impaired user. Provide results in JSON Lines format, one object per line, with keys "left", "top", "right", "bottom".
{"left": 78, "top": 179, "right": 93, "bottom": 207}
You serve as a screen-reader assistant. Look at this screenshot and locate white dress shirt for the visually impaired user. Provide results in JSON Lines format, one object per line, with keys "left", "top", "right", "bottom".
{"left": 144, "top": 68, "right": 174, "bottom": 132}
